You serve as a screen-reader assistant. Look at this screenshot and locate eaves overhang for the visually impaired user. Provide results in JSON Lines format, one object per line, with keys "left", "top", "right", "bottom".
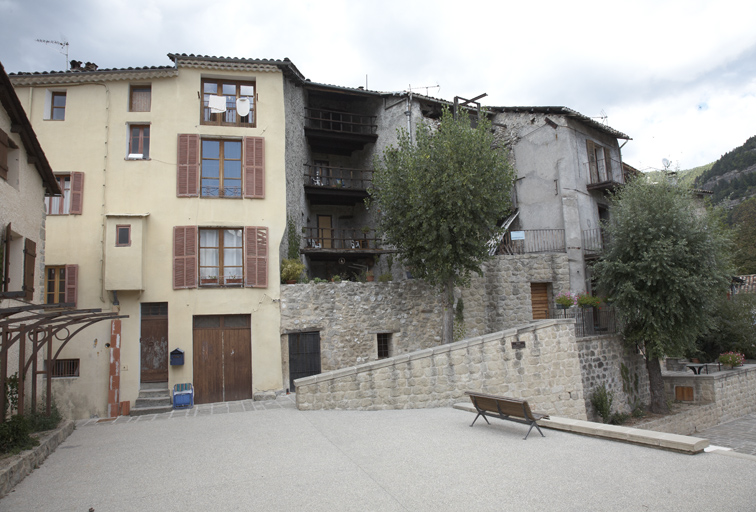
{"left": 490, "top": 106, "right": 632, "bottom": 140}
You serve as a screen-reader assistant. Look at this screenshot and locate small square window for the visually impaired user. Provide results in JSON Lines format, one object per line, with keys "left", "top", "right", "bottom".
{"left": 128, "top": 125, "right": 150, "bottom": 159}
{"left": 377, "top": 333, "right": 392, "bottom": 359}
{"left": 116, "top": 225, "right": 131, "bottom": 247}
{"left": 51, "top": 92, "right": 66, "bottom": 120}
{"left": 130, "top": 85, "right": 151, "bottom": 112}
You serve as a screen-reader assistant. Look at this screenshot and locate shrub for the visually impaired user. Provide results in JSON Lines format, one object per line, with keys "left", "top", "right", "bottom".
{"left": 555, "top": 292, "right": 576, "bottom": 308}
{"left": 281, "top": 258, "right": 305, "bottom": 283}
{"left": 719, "top": 351, "right": 745, "bottom": 367}
{"left": 590, "top": 384, "right": 614, "bottom": 423}
{"left": 609, "top": 412, "right": 629, "bottom": 425}
{"left": 0, "top": 414, "right": 36, "bottom": 454}
{"left": 378, "top": 273, "right": 392, "bottom": 283}
{"left": 576, "top": 293, "right": 601, "bottom": 308}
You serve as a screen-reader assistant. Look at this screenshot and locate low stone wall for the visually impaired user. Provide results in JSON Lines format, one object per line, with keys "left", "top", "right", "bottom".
{"left": 577, "top": 334, "right": 649, "bottom": 420}
{"left": 295, "top": 319, "right": 588, "bottom": 420}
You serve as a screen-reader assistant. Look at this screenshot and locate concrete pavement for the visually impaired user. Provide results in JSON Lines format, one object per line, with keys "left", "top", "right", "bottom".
{"left": 2, "top": 396, "right": 755, "bottom": 511}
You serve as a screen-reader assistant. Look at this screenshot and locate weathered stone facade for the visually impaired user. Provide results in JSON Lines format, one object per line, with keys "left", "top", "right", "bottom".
{"left": 294, "top": 319, "right": 588, "bottom": 420}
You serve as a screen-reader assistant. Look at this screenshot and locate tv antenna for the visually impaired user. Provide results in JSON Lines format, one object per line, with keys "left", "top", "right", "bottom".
{"left": 591, "top": 109, "right": 608, "bottom": 124}
{"left": 36, "top": 38, "right": 69, "bottom": 70}
{"left": 406, "top": 83, "right": 441, "bottom": 97}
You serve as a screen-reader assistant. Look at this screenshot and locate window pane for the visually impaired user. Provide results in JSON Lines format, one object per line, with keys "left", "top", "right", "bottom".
{"left": 117, "top": 226, "right": 130, "bottom": 245}
{"left": 222, "top": 83, "right": 236, "bottom": 95}
{"left": 203, "top": 82, "right": 217, "bottom": 94}
{"left": 223, "top": 315, "right": 250, "bottom": 328}
{"left": 202, "top": 140, "right": 219, "bottom": 159}
{"left": 224, "top": 229, "right": 243, "bottom": 246}
{"left": 194, "top": 315, "right": 221, "bottom": 328}
{"left": 202, "top": 160, "right": 219, "bottom": 178}
{"left": 53, "top": 94, "right": 66, "bottom": 107}
{"left": 224, "top": 182, "right": 242, "bottom": 197}
{"left": 52, "top": 108, "right": 65, "bottom": 121}
{"left": 199, "top": 229, "right": 219, "bottom": 246}
{"left": 224, "top": 141, "right": 241, "bottom": 159}
{"left": 202, "top": 179, "right": 219, "bottom": 197}
{"left": 240, "top": 85, "right": 254, "bottom": 96}
{"left": 224, "top": 160, "right": 241, "bottom": 179}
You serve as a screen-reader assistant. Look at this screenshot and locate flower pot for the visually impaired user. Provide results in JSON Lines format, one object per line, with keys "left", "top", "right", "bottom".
{"left": 286, "top": 280, "right": 297, "bottom": 284}
{"left": 366, "top": 276, "right": 374, "bottom": 282}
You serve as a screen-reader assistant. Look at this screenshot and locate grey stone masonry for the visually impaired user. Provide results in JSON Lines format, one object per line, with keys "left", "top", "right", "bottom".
{"left": 295, "top": 319, "right": 588, "bottom": 420}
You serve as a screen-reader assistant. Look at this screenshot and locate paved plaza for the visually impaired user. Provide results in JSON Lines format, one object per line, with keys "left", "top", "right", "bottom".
{"left": 1, "top": 396, "right": 755, "bottom": 511}
{"left": 698, "top": 413, "right": 756, "bottom": 456}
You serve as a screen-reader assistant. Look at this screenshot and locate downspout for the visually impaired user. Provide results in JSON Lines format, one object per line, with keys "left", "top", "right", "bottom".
{"left": 406, "top": 91, "right": 413, "bottom": 144}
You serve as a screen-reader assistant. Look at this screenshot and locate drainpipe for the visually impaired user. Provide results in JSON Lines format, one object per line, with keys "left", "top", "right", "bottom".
{"left": 406, "top": 91, "right": 413, "bottom": 144}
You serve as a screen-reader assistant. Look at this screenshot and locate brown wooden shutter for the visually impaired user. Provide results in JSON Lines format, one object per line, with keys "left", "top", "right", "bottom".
{"left": 0, "top": 128, "right": 8, "bottom": 180}
{"left": 604, "top": 147, "right": 612, "bottom": 178}
{"left": 177, "top": 134, "right": 200, "bottom": 197}
{"left": 173, "top": 226, "right": 198, "bottom": 289}
{"left": 64, "top": 264, "right": 78, "bottom": 306}
{"left": 69, "top": 172, "right": 84, "bottom": 214}
{"left": 586, "top": 140, "right": 598, "bottom": 183}
{"left": 1, "top": 223, "right": 9, "bottom": 292}
{"left": 530, "top": 283, "right": 549, "bottom": 320}
{"left": 22, "top": 238, "right": 36, "bottom": 301}
{"left": 243, "top": 137, "right": 265, "bottom": 199}
{"left": 244, "top": 227, "right": 268, "bottom": 288}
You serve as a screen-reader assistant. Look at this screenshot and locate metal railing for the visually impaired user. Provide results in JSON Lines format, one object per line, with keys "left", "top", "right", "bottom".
{"left": 552, "top": 306, "right": 617, "bottom": 337}
{"left": 582, "top": 228, "right": 605, "bottom": 256}
{"left": 499, "top": 229, "right": 565, "bottom": 254}
{"left": 303, "top": 227, "right": 381, "bottom": 250}
{"left": 305, "top": 108, "right": 377, "bottom": 135}
{"left": 304, "top": 164, "right": 373, "bottom": 190}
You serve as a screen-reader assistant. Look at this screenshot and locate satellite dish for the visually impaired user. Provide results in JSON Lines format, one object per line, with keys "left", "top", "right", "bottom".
{"left": 236, "top": 97, "right": 251, "bottom": 117}
{"left": 662, "top": 158, "right": 671, "bottom": 169}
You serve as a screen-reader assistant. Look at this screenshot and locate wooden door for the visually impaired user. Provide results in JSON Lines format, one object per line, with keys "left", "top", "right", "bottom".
{"left": 140, "top": 303, "right": 168, "bottom": 383}
{"left": 530, "top": 283, "right": 550, "bottom": 320}
{"left": 318, "top": 215, "right": 332, "bottom": 249}
{"left": 193, "top": 315, "right": 252, "bottom": 404}
{"left": 289, "top": 332, "right": 321, "bottom": 391}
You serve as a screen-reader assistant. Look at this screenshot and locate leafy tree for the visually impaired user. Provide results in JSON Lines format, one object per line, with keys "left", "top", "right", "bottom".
{"left": 730, "top": 197, "right": 756, "bottom": 274}
{"left": 594, "top": 174, "right": 733, "bottom": 413}
{"left": 370, "top": 108, "right": 515, "bottom": 344}
{"left": 695, "top": 294, "right": 756, "bottom": 361}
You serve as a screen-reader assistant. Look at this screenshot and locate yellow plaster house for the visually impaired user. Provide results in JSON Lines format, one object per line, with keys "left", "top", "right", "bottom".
{"left": 10, "top": 54, "right": 289, "bottom": 418}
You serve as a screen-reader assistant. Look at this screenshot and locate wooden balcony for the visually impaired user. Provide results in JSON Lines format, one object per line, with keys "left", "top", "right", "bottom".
{"left": 586, "top": 158, "right": 624, "bottom": 191}
{"left": 300, "top": 227, "right": 393, "bottom": 260}
{"left": 498, "top": 229, "right": 566, "bottom": 254}
{"left": 304, "top": 164, "right": 372, "bottom": 206}
{"left": 304, "top": 107, "right": 378, "bottom": 155}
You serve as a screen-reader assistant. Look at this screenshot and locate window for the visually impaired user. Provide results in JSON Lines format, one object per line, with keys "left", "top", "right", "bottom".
{"left": 44, "top": 264, "right": 77, "bottom": 305}
{"left": 202, "top": 79, "right": 255, "bottom": 127}
{"left": 50, "top": 92, "right": 66, "bottom": 120}
{"left": 173, "top": 226, "right": 268, "bottom": 289}
{"left": 50, "top": 359, "right": 79, "bottom": 378}
{"left": 128, "top": 125, "right": 150, "bottom": 159}
{"left": 176, "top": 134, "right": 264, "bottom": 198}
{"left": 586, "top": 140, "right": 612, "bottom": 183}
{"left": 377, "top": 333, "right": 392, "bottom": 359}
{"left": 199, "top": 228, "right": 243, "bottom": 286}
{"left": 129, "top": 85, "right": 151, "bottom": 112}
{"left": 116, "top": 225, "right": 131, "bottom": 247}
{"left": 0, "top": 128, "right": 17, "bottom": 181}
{"left": 201, "top": 140, "right": 241, "bottom": 197}
{"left": 45, "top": 173, "right": 84, "bottom": 215}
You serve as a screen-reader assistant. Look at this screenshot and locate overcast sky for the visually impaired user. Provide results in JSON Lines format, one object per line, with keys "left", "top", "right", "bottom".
{"left": 2, "top": 0, "right": 755, "bottom": 171}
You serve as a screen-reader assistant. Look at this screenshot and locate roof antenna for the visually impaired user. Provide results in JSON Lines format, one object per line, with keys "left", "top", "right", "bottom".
{"left": 36, "top": 38, "right": 69, "bottom": 70}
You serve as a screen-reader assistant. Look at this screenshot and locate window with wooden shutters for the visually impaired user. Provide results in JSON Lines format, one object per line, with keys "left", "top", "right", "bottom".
{"left": 245, "top": 227, "right": 268, "bottom": 288}
{"left": 46, "top": 173, "right": 84, "bottom": 215}
{"left": 173, "top": 226, "right": 198, "bottom": 289}
{"left": 65, "top": 264, "right": 78, "bottom": 306}
{"left": 243, "top": 136, "right": 265, "bottom": 198}
{"left": 22, "top": 238, "right": 36, "bottom": 301}
{"left": 177, "top": 134, "right": 199, "bottom": 197}
{"left": 199, "top": 228, "right": 243, "bottom": 286}
{"left": 201, "top": 140, "right": 242, "bottom": 198}
{"left": 129, "top": 85, "right": 151, "bottom": 112}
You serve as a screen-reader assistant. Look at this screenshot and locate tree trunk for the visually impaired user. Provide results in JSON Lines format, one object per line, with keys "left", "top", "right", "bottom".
{"left": 645, "top": 356, "right": 669, "bottom": 414}
{"left": 441, "top": 278, "right": 454, "bottom": 345}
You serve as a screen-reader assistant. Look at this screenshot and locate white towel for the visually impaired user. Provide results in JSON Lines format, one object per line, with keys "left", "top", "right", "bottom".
{"left": 208, "top": 95, "right": 227, "bottom": 113}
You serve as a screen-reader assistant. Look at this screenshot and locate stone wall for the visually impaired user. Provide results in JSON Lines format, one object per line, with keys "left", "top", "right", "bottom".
{"left": 576, "top": 334, "right": 649, "bottom": 420}
{"left": 294, "top": 319, "right": 588, "bottom": 420}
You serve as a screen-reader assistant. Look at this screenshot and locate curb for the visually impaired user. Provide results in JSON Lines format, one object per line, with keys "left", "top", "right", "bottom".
{"left": 453, "top": 402, "right": 709, "bottom": 454}
{"left": 0, "top": 419, "right": 75, "bottom": 497}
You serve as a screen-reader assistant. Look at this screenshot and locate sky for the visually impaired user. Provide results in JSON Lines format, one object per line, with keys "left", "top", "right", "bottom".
{"left": 1, "top": 0, "right": 755, "bottom": 172}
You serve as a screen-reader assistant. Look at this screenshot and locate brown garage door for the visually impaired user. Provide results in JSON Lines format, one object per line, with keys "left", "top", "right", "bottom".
{"left": 193, "top": 315, "right": 252, "bottom": 404}
{"left": 530, "top": 283, "right": 550, "bottom": 320}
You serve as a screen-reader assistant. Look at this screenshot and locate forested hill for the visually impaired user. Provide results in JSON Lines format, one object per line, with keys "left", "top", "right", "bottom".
{"left": 693, "top": 135, "right": 756, "bottom": 205}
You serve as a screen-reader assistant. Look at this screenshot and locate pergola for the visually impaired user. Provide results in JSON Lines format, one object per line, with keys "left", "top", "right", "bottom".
{"left": 0, "top": 303, "right": 127, "bottom": 421}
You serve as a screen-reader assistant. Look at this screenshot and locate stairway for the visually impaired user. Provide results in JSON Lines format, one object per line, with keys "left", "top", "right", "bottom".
{"left": 130, "top": 382, "right": 173, "bottom": 416}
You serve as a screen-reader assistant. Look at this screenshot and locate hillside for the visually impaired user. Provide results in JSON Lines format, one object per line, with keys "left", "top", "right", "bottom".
{"left": 694, "top": 135, "right": 756, "bottom": 206}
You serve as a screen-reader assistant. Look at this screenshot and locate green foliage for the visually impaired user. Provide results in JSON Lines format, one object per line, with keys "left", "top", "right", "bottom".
{"left": 286, "top": 216, "right": 301, "bottom": 260}
{"left": 312, "top": 277, "right": 327, "bottom": 284}
{"left": 729, "top": 197, "right": 756, "bottom": 274}
{"left": 696, "top": 294, "right": 756, "bottom": 360}
{"left": 280, "top": 258, "right": 305, "bottom": 283}
{"left": 609, "top": 412, "right": 629, "bottom": 425}
{"left": 677, "top": 162, "right": 713, "bottom": 189}
{"left": 378, "top": 273, "right": 392, "bottom": 283}
{"left": 590, "top": 384, "right": 614, "bottom": 423}
{"left": 331, "top": 275, "right": 341, "bottom": 283}
{"left": 594, "top": 174, "right": 733, "bottom": 360}
{"left": 0, "top": 414, "right": 36, "bottom": 454}
{"left": 370, "top": 107, "right": 516, "bottom": 290}
{"left": 719, "top": 351, "right": 745, "bottom": 367}
{"left": 26, "top": 402, "right": 62, "bottom": 432}
{"left": 576, "top": 293, "right": 601, "bottom": 309}
{"left": 4, "top": 373, "right": 19, "bottom": 415}
{"left": 555, "top": 292, "right": 577, "bottom": 307}
{"left": 696, "top": 135, "right": 756, "bottom": 187}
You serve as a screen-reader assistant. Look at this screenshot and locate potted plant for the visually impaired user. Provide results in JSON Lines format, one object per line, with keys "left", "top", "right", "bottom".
{"left": 280, "top": 258, "right": 305, "bottom": 284}
{"left": 718, "top": 351, "right": 745, "bottom": 369}
{"left": 331, "top": 274, "right": 342, "bottom": 283}
{"left": 366, "top": 269, "right": 374, "bottom": 282}
{"left": 576, "top": 293, "right": 601, "bottom": 309}
{"left": 555, "top": 292, "right": 576, "bottom": 309}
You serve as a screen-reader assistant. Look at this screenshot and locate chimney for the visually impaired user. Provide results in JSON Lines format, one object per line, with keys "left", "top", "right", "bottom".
{"left": 70, "top": 60, "right": 82, "bottom": 71}
{"left": 84, "top": 62, "right": 98, "bottom": 71}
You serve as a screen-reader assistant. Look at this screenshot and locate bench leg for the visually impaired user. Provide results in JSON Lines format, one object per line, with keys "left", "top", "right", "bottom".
{"left": 470, "top": 411, "right": 491, "bottom": 427}
{"left": 524, "top": 420, "right": 545, "bottom": 440}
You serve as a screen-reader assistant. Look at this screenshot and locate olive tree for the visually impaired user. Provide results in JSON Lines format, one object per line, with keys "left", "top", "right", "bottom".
{"left": 370, "top": 107, "right": 515, "bottom": 344}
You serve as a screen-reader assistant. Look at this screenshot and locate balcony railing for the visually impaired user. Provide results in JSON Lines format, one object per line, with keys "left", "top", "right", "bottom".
{"left": 305, "top": 108, "right": 377, "bottom": 135}
{"left": 304, "top": 165, "right": 373, "bottom": 190}
{"left": 551, "top": 306, "right": 618, "bottom": 337}
{"left": 302, "top": 227, "right": 381, "bottom": 251}
{"left": 585, "top": 158, "right": 624, "bottom": 188}
{"left": 582, "top": 228, "right": 605, "bottom": 256}
{"left": 498, "top": 229, "right": 565, "bottom": 254}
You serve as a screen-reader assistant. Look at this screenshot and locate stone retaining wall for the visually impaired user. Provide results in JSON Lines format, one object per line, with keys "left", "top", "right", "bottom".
{"left": 295, "top": 319, "right": 588, "bottom": 420}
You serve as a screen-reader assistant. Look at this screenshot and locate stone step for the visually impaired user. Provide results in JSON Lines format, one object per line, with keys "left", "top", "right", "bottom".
{"left": 134, "top": 396, "right": 172, "bottom": 408}
{"left": 140, "top": 382, "right": 170, "bottom": 391}
{"left": 129, "top": 404, "right": 174, "bottom": 416}
{"left": 137, "top": 389, "right": 171, "bottom": 399}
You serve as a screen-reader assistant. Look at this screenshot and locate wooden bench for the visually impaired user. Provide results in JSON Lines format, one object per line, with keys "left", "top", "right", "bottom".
{"left": 465, "top": 391, "right": 550, "bottom": 440}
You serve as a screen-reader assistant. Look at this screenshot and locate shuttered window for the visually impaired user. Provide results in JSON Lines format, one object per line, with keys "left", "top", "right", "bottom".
{"left": 243, "top": 136, "right": 265, "bottom": 198}
{"left": 173, "top": 226, "right": 198, "bottom": 289}
{"left": 244, "top": 227, "right": 268, "bottom": 288}
{"left": 45, "top": 173, "right": 84, "bottom": 215}
{"left": 22, "top": 239, "right": 36, "bottom": 301}
{"left": 0, "top": 128, "right": 8, "bottom": 180}
{"left": 129, "top": 85, "right": 151, "bottom": 112}
{"left": 177, "top": 134, "right": 200, "bottom": 197}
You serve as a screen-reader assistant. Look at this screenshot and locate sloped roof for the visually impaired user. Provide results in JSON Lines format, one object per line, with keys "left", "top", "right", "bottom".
{"left": 0, "top": 61, "right": 59, "bottom": 195}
